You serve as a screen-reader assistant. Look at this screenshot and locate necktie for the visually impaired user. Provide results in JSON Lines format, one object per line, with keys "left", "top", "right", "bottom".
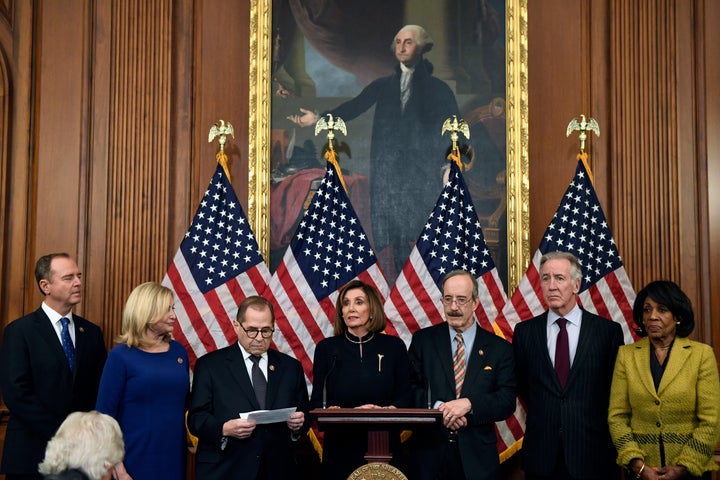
{"left": 250, "top": 355, "right": 267, "bottom": 409}
{"left": 453, "top": 332, "right": 467, "bottom": 398}
{"left": 60, "top": 317, "right": 75, "bottom": 373}
{"left": 555, "top": 318, "right": 570, "bottom": 388}
{"left": 400, "top": 70, "right": 411, "bottom": 110}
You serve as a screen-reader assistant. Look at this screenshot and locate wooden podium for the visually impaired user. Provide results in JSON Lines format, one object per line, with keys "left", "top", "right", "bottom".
{"left": 310, "top": 407, "right": 442, "bottom": 464}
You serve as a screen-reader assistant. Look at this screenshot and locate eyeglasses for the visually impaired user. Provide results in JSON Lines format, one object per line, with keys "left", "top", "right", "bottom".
{"left": 441, "top": 296, "right": 473, "bottom": 307}
{"left": 240, "top": 327, "right": 275, "bottom": 339}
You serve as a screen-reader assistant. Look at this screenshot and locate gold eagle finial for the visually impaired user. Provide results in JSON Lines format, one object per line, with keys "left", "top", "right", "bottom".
{"left": 441, "top": 115, "right": 471, "bottom": 170}
{"left": 315, "top": 114, "right": 347, "bottom": 150}
{"left": 208, "top": 120, "right": 235, "bottom": 153}
{"left": 566, "top": 114, "right": 600, "bottom": 152}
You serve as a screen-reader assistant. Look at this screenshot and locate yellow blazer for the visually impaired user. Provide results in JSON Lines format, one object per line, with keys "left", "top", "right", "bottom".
{"left": 608, "top": 336, "right": 720, "bottom": 476}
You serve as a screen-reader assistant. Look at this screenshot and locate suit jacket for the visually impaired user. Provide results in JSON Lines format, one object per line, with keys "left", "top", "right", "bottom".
{"left": 513, "top": 309, "right": 624, "bottom": 479}
{"left": 328, "top": 58, "right": 459, "bottom": 250}
{"left": 0, "top": 308, "right": 107, "bottom": 475}
{"left": 187, "top": 344, "right": 310, "bottom": 480}
{"left": 608, "top": 337, "right": 720, "bottom": 476}
{"left": 407, "top": 322, "right": 517, "bottom": 480}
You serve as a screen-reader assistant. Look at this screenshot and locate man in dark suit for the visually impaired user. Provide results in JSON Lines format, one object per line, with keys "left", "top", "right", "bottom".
{"left": 513, "top": 251, "right": 624, "bottom": 480}
{"left": 187, "top": 295, "right": 309, "bottom": 480}
{"left": 0, "top": 253, "right": 107, "bottom": 480}
{"left": 287, "top": 25, "right": 460, "bottom": 276}
{"left": 407, "top": 270, "right": 517, "bottom": 480}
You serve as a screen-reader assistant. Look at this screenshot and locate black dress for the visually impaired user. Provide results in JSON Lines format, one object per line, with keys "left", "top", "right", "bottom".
{"left": 310, "top": 331, "right": 411, "bottom": 479}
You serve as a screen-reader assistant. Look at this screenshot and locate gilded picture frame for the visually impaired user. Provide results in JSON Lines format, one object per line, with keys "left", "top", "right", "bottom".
{"left": 248, "top": 0, "right": 529, "bottom": 293}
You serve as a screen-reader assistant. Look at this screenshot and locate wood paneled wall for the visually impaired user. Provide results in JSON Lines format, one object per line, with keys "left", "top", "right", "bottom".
{"left": 529, "top": 0, "right": 719, "bottom": 346}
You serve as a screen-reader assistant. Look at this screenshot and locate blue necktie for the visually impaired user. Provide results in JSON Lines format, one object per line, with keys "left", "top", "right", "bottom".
{"left": 60, "top": 317, "right": 75, "bottom": 372}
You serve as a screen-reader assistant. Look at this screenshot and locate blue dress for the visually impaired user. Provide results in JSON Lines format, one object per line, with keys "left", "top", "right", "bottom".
{"left": 96, "top": 341, "right": 189, "bottom": 480}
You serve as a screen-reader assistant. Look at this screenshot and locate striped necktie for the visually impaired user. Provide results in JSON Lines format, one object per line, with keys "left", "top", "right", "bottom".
{"left": 453, "top": 332, "right": 466, "bottom": 398}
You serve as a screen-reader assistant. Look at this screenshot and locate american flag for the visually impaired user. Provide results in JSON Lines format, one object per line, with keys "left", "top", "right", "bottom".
{"left": 383, "top": 160, "right": 523, "bottom": 460}
{"left": 498, "top": 157, "right": 639, "bottom": 343}
{"left": 162, "top": 164, "right": 271, "bottom": 368}
{"left": 263, "top": 162, "right": 389, "bottom": 386}
{"left": 384, "top": 160, "right": 509, "bottom": 344}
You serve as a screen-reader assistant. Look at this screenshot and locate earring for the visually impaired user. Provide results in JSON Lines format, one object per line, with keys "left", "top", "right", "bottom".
{"left": 676, "top": 321, "right": 681, "bottom": 325}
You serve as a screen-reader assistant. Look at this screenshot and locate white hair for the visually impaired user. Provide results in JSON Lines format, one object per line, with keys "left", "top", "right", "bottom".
{"left": 38, "top": 411, "right": 124, "bottom": 480}
{"left": 391, "top": 24, "right": 434, "bottom": 54}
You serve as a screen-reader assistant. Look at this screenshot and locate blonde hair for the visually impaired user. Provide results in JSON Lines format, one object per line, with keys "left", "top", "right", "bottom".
{"left": 116, "top": 282, "right": 174, "bottom": 348}
{"left": 38, "top": 411, "right": 124, "bottom": 480}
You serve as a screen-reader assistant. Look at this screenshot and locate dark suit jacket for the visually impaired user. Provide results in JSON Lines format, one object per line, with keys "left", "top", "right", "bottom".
{"left": 407, "top": 322, "right": 517, "bottom": 480}
{"left": 513, "top": 309, "right": 624, "bottom": 479}
{"left": 188, "top": 344, "right": 310, "bottom": 480}
{"left": 0, "top": 308, "right": 107, "bottom": 475}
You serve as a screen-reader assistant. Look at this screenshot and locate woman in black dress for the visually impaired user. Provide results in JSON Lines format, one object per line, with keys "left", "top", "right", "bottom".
{"left": 310, "top": 279, "right": 411, "bottom": 479}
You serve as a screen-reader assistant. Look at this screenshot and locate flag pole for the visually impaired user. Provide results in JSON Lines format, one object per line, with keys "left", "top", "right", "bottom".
{"left": 565, "top": 114, "right": 600, "bottom": 185}
{"left": 208, "top": 119, "right": 235, "bottom": 182}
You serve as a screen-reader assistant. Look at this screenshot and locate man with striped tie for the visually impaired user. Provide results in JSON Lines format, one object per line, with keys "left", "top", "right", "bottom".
{"left": 407, "top": 270, "right": 517, "bottom": 480}
{"left": 0, "top": 253, "right": 107, "bottom": 479}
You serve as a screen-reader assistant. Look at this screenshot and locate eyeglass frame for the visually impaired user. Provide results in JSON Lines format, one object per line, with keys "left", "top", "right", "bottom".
{"left": 240, "top": 326, "right": 275, "bottom": 339}
{"left": 441, "top": 296, "right": 475, "bottom": 307}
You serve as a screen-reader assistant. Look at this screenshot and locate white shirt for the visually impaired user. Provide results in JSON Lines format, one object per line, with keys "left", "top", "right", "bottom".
{"left": 546, "top": 304, "right": 582, "bottom": 367}
{"left": 399, "top": 63, "right": 415, "bottom": 108}
{"left": 238, "top": 343, "right": 268, "bottom": 385}
{"left": 42, "top": 302, "right": 76, "bottom": 346}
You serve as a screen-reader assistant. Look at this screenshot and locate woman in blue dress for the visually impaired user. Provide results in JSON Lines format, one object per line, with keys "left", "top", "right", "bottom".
{"left": 96, "top": 282, "right": 190, "bottom": 480}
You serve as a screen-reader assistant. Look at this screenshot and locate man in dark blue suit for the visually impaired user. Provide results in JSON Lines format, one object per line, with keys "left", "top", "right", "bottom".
{"left": 407, "top": 270, "right": 517, "bottom": 480}
{"left": 513, "top": 251, "right": 624, "bottom": 480}
{"left": 187, "top": 296, "right": 310, "bottom": 480}
{"left": 0, "top": 253, "right": 107, "bottom": 480}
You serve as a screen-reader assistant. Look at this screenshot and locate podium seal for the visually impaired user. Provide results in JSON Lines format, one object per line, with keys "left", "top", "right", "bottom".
{"left": 347, "top": 462, "right": 408, "bottom": 480}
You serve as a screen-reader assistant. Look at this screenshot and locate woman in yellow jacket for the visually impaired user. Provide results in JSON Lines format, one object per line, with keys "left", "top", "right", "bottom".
{"left": 609, "top": 280, "right": 720, "bottom": 480}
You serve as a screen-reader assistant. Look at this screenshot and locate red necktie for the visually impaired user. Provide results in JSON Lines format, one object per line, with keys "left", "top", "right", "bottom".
{"left": 555, "top": 318, "right": 570, "bottom": 388}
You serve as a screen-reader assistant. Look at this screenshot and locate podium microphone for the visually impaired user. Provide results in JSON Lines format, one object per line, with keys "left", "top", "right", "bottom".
{"left": 427, "top": 380, "right": 432, "bottom": 409}
{"left": 322, "top": 353, "right": 338, "bottom": 409}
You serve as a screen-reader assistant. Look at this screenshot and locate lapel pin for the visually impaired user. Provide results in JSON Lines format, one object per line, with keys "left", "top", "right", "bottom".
{"left": 478, "top": 349, "right": 485, "bottom": 356}
{"left": 177, "top": 358, "right": 183, "bottom": 364}
{"left": 79, "top": 327, "right": 85, "bottom": 333}
{"left": 269, "top": 364, "right": 275, "bottom": 372}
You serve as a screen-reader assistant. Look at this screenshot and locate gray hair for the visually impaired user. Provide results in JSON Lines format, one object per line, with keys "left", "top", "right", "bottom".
{"left": 540, "top": 251, "right": 583, "bottom": 283}
{"left": 38, "top": 411, "right": 124, "bottom": 480}
{"left": 441, "top": 270, "right": 479, "bottom": 299}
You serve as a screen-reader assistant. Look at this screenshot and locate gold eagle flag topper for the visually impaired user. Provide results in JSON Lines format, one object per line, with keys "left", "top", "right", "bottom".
{"left": 566, "top": 114, "right": 600, "bottom": 184}
{"left": 208, "top": 119, "right": 235, "bottom": 182}
{"left": 315, "top": 113, "right": 348, "bottom": 192}
{"left": 441, "top": 115, "right": 470, "bottom": 170}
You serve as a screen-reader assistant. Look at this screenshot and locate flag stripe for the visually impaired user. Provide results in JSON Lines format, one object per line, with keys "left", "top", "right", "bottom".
{"left": 264, "top": 162, "right": 389, "bottom": 391}
{"left": 384, "top": 161, "right": 518, "bottom": 458}
{"left": 162, "top": 164, "right": 270, "bottom": 370}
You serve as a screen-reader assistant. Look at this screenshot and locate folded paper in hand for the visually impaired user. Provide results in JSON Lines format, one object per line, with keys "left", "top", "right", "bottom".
{"left": 239, "top": 407, "right": 296, "bottom": 424}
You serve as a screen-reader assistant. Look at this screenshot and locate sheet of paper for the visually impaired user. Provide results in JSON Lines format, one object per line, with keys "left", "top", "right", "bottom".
{"left": 239, "top": 406, "right": 296, "bottom": 424}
